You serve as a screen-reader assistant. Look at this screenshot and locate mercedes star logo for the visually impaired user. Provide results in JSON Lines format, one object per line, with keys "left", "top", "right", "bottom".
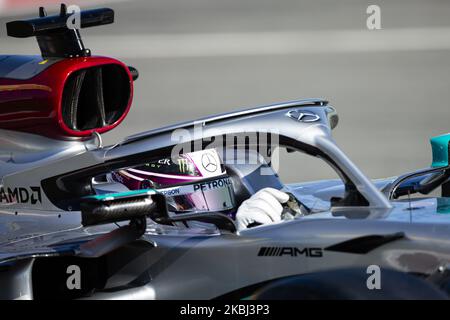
{"left": 286, "top": 110, "right": 320, "bottom": 123}
{"left": 201, "top": 153, "right": 218, "bottom": 172}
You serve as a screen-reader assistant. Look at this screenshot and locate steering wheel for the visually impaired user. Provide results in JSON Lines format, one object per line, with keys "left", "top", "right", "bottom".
{"left": 281, "top": 192, "right": 310, "bottom": 220}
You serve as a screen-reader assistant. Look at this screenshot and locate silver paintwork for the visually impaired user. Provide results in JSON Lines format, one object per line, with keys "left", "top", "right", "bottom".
{"left": 121, "top": 98, "right": 327, "bottom": 144}
{"left": 286, "top": 110, "right": 321, "bottom": 122}
{"left": 104, "top": 99, "right": 390, "bottom": 209}
{"left": 0, "top": 129, "right": 98, "bottom": 174}
{"left": 0, "top": 99, "right": 449, "bottom": 299}
{"left": 0, "top": 55, "right": 60, "bottom": 80}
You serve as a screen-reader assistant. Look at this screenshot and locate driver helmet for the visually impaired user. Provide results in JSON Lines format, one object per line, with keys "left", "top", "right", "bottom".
{"left": 109, "top": 149, "right": 236, "bottom": 216}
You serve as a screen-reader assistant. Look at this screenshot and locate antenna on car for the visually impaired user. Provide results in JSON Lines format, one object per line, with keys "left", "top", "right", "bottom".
{"left": 6, "top": 3, "right": 114, "bottom": 58}
{"left": 39, "top": 7, "right": 47, "bottom": 18}
{"left": 407, "top": 190, "right": 412, "bottom": 223}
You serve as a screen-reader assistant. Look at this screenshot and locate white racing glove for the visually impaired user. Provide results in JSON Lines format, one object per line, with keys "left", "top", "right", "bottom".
{"left": 235, "top": 188, "right": 289, "bottom": 231}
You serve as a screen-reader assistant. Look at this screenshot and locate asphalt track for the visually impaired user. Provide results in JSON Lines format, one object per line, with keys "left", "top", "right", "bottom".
{"left": 1, "top": 0, "right": 450, "bottom": 183}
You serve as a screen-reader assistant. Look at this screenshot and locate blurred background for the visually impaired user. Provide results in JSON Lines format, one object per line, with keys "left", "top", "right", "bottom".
{"left": 1, "top": 0, "right": 450, "bottom": 183}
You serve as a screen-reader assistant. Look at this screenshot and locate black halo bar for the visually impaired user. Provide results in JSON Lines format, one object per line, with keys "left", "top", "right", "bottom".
{"left": 6, "top": 4, "right": 114, "bottom": 58}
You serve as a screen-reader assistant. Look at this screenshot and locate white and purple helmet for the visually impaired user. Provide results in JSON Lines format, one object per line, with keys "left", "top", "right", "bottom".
{"left": 110, "top": 149, "right": 236, "bottom": 215}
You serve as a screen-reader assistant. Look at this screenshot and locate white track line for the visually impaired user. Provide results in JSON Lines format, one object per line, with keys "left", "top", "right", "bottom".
{"left": 3, "top": 28, "right": 450, "bottom": 58}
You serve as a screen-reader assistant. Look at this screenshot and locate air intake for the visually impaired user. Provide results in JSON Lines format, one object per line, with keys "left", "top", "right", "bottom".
{"left": 62, "top": 64, "right": 130, "bottom": 131}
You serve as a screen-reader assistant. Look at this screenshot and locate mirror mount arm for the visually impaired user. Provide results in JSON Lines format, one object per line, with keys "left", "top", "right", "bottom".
{"left": 442, "top": 180, "right": 450, "bottom": 197}
{"left": 383, "top": 166, "right": 450, "bottom": 200}
{"left": 385, "top": 136, "right": 450, "bottom": 200}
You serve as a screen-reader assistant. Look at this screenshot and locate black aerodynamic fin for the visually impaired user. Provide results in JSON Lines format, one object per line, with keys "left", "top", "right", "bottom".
{"left": 154, "top": 212, "right": 237, "bottom": 233}
{"left": 6, "top": 4, "right": 114, "bottom": 58}
{"left": 325, "top": 232, "right": 405, "bottom": 254}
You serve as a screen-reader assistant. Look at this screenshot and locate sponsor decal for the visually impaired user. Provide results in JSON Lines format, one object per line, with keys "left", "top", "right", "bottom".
{"left": 159, "top": 187, "right": 181, "bottom": 196}
{"left": 177, "top": 158, "right": 190, "bottom": 173}
{"left": 286, "top": 110, "right": 320, "bottom": 123}
{"left": 158, "top": 158, "right": 172, "bottom": 166}
{"left": 258, "top": 247, "right": 323, "bottom": 257}
{"left": 0, "top": 186, "right": 42, "bottom": 205}
{"left": 143, "top": 158, "right": 173, "bottom": 171}
{"left": 193, "top": 177, "right": 232, "bottom": 192}
{"left": 201, "top": 152, "right": 218, "bottom": 172}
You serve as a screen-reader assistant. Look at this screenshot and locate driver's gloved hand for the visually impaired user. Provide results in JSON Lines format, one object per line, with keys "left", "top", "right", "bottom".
{"left": 235, "top": 188, "right": 289, "bottom": 231}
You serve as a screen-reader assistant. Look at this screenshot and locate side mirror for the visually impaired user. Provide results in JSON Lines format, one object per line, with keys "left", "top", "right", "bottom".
{"left": 430, "top": 133, "right": 450, "bottom": 197}
{"left": 384, "top": 134, "right": 450, "bottom": 199}
{"left": 78, "top": 189, "right": 169, "bottom": 257}
{"left": 81, "top": 189, "right": 237, "bottom": 233}
{"left": 80, "top": 189, "right": 168, "bottom": 227}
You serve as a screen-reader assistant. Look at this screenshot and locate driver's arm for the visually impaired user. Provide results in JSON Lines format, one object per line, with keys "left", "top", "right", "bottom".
{"left": 235, "top": 188, "right": 289, "bottom": 231}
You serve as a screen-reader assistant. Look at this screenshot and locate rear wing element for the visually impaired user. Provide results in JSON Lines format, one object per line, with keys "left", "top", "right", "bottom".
{"left": 6, "top": 4, "right": 114, "bottom": 58}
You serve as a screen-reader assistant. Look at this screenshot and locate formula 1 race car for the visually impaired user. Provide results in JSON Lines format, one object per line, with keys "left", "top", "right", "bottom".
{"left": 1, "top": 5, "right": 450, "bottom": 300}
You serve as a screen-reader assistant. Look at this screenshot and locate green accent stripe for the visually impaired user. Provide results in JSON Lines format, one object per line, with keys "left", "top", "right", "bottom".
{"left": 84, "top": 189, "right": 157, "bottom": 201}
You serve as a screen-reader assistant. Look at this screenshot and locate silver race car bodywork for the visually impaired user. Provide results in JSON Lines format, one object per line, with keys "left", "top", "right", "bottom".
{"left": 1, "top": 5, "right": 450, "bottom": 300}
{"left": 1, "top": 98, "right": 450, "bottom": 299}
